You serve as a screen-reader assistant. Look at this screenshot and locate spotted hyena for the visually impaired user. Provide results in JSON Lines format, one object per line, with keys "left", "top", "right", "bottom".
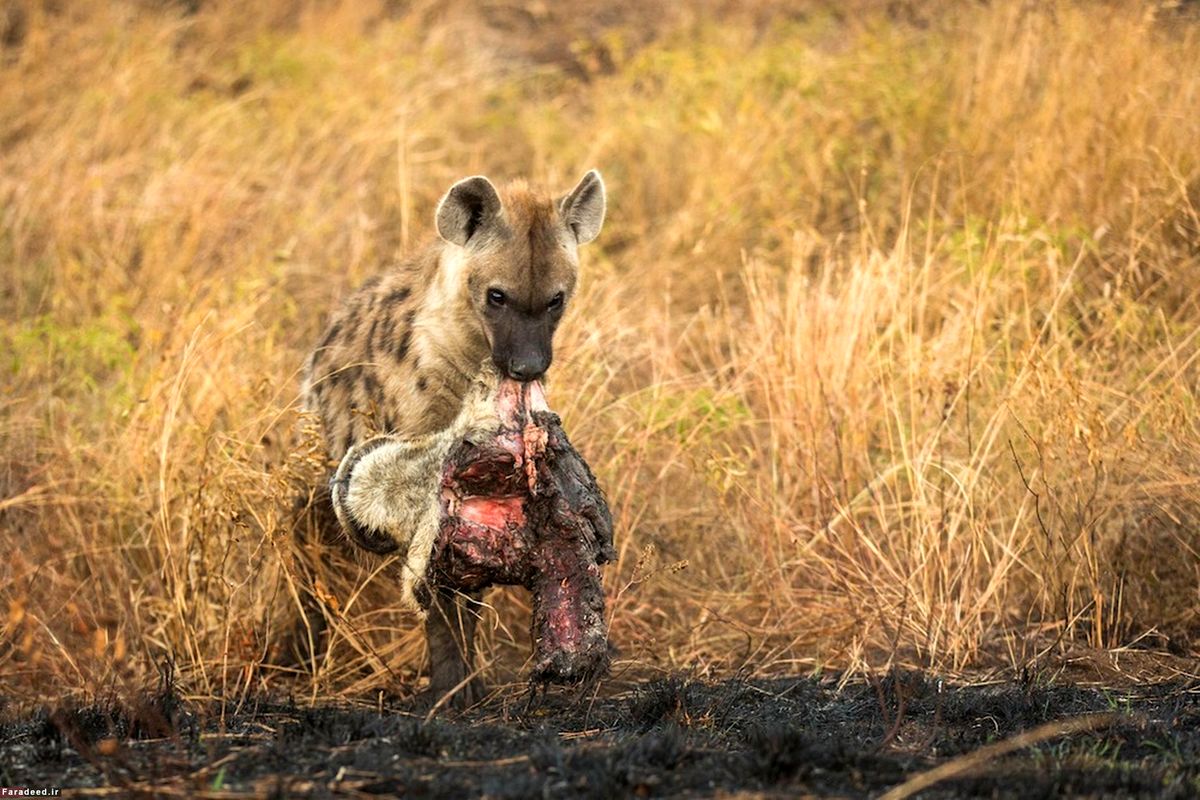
{"left": 301, "top": 170, "right": 606, "bottom": 706}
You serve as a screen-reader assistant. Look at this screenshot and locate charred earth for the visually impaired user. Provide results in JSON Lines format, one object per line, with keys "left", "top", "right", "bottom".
{"left": 5, "top": 672, "right": 1200, "bottom": 798}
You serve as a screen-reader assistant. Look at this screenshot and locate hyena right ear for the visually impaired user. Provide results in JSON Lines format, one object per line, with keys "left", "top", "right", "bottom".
{"left": 559, "top": 169, "right": 606, "bottom": 245}
{"left": 436, "top": 175, "right": 503, "bottom": 247}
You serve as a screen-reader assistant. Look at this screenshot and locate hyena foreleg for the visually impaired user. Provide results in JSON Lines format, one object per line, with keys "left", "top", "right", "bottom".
{"left": 424, "top": 588, "right": 487, "bottom": 708}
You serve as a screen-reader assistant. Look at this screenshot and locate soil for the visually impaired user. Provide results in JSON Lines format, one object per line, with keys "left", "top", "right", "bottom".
{"left": 3, "top": 671, "right": 1200, "bottom": 798}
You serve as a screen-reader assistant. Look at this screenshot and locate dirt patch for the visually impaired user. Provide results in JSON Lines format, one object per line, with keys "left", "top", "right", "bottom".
{"left": 3, "top": 672, "right": 1200, "bottom": 797}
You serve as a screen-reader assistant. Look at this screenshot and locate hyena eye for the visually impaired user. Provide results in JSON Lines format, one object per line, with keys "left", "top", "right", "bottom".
{"left": 547, "top": 292, "right": 565, "bottom": 311}
{"left": 487, "top": 288, "right": 507, "bottom": 307}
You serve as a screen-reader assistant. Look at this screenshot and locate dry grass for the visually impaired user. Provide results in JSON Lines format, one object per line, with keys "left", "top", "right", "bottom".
{"left": 1, "top": 0, "right": 1199, "bottom": 704}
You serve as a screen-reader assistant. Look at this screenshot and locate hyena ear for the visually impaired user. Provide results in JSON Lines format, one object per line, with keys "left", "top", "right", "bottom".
{"left": 559, "top": 169, "right": 606, "bottom": 245}
{"left": 436, "top": 175, "right": 503, "bottom": 247}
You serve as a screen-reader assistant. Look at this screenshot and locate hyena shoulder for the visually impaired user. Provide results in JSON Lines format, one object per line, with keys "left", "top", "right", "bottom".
{"left": 303, "top": 247, "right": 448, "bottom": 459}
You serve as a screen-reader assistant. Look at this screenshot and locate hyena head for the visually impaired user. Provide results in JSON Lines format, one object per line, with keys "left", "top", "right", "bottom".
{"left": 435, "top": 170, "right": 606, "bottom": 382}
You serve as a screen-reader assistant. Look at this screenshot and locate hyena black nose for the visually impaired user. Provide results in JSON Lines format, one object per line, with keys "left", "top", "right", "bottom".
{"left": 506, "top": 355, "right": 549, "bottom": 382}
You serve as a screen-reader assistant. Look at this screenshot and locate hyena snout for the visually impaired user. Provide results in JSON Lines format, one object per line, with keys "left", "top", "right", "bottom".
{"left": 499, "top": 350, "right": 551, "bottom": 383}
{"left": 491, "top": 318, "right": 554, "bottom": 382}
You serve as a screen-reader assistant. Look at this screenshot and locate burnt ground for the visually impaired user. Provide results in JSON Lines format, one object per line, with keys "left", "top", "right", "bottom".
{"left": 2, "top": 672, "right": 1200, "bottom": 798}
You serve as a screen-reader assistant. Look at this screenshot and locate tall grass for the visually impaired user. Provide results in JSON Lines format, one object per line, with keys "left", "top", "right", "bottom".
{"left": 1, "top": 0, "right": 1198, "bottom": 702}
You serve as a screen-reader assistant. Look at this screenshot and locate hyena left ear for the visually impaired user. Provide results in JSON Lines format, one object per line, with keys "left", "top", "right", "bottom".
{"left": 559, "top": 169, "right": 606, "bottom": 245}
{"left": 436, "top": 175, "right": 503, "bottom": 247}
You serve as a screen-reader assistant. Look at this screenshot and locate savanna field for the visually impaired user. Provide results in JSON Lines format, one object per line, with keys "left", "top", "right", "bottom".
{"left": 2, "top": 1, "right": 1200, "bottom": 795}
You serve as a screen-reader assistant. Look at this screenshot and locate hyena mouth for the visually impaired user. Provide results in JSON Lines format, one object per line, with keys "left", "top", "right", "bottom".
{"left": 434, "top": 377, "right": 615, "bottom": 685}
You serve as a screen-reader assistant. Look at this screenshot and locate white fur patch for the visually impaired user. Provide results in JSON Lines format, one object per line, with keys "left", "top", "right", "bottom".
{"left": 330, "top": 362, "right": 503, "bottom": 612}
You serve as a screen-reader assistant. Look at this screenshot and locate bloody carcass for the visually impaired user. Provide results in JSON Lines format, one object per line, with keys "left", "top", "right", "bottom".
{"left": 330, "top": 369, "right": 614, "bottom": 685}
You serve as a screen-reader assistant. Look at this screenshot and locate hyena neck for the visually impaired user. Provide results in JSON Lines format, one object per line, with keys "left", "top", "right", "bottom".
{"left": 413, "top": 247, "right": 491, "bottom": 404}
